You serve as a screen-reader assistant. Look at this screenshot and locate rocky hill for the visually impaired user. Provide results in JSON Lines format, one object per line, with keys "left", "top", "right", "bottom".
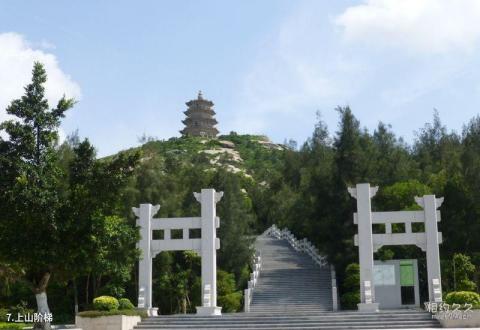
{"left": 122, "top": 133, "right": 287, "bottom": 185}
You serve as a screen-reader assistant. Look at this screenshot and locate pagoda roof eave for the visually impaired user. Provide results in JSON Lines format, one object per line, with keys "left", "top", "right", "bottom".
{"left": 186, "top": 99, "right": 214, "bottom": 107}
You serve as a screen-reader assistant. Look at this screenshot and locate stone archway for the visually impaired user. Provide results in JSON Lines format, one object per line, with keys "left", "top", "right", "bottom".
{"left": 132, "top": 188, "right": 223, "bottom": 316}
{"left": 349, "top": 183, "right": 443, "bottom": 312}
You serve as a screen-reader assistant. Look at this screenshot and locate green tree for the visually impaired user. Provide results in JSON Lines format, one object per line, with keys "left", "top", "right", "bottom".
{"left": 452, "top": 253, "right": 477, "bottom": 291}
{"left": 333, "top": 106, "right": 366, "bottom": 185}
{"left": 0, "top": 63, "right": 74, "bottom": 329}
{"left": 212, "top": 170, "right": 255, "bottom": 282}
{"left": 217, "top": 270, "right": 242, "bottom": 312}
{"left": 376, "top": 180, "right": 431, "bottom": 211}
{"left": 414, "top": 110, "right": 462, "bottom": 180}
{"left": 329, "top": 107, "right": 369, "bottom": 274}
{"left": 371, "top": 122, "right": 415, "bottom": 185}
{"left": 60, "top": 139, "right": 140, "bottom": 309}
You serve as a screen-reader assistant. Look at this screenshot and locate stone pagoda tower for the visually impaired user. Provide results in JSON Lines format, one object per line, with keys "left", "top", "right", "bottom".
{"left": 180, "top": 91, "right": 219, "bottom": 138}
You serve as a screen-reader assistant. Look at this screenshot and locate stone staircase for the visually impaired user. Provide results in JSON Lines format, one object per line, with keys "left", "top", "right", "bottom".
{"left": 134, "top": 232, "right": 441, "bottom": 329}
{"left": 249, "top": 235, "right": 333, "bottom": 312}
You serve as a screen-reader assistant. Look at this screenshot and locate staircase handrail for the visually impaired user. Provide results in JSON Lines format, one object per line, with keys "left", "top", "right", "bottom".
{"left": 267, "top": 225, "right": 328, "bottom": 268}
{"left": 244, "top": 251, "right": 262, "bottom": 312}
{"left": 244, "top": 227, "right": 268, "bottom": 312}
{"left": 331, "top": 264, "right": 339, "bottom": 311}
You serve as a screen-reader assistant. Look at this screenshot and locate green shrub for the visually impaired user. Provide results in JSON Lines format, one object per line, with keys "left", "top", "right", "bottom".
{"left": 458, "top": 279, "right": 477, "bottom": 291}
{"left": 341, "top": 263, "right": 360, "bottom": 309}
{"left": 0, "top": 303, "right": 34, "bottom": 323}
{"left": 217, "top": 270, "right": 236, "bottom": 295}
{"left": 343, "top": 272, "right": 360, "bottom": 291}
{"left": 376, "top": 248, "right": 394, "bottom": 261}
{"left": 0, "top": 322, "right": 28, "bottom": 329}
{"left": 77, "top": 309, "right": 147, "bottom": 318}
{"left": 238, "top": 264, "right": 251, "bottom": 289}
{"left": 341, "top": 291, "right": 360, "bottom": 310}
{"left": 345, "top": 263, "right": 360, "bottom": 274}
{"left": 0, "top": 309, "right": 8, "bottom": 323}
{"left": 445, "top": 291, "right": 480, "bottom": 306}
{"left": 118, "top": 298, "right": 135, "bottom": 310}
{"left": 93, "top": 296, "right": 119, "bottom": 311}
{"left": 343, "top": 264, "right": 360, "bottom": 291}
{"left": 218, "top": 291, "right": 242, "bottom": 312}
{"left": 8, "top": 302, "right": 33, "bottom": 318}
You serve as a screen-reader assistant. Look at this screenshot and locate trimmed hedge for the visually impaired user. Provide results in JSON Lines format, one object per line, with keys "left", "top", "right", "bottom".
{"left": 93, "top": 296, "right": 119, "bottom": 311}
{"left": 445, "top": 291, "right": 480, "bottom": 306}
{"left": 77, "top": 309, "right": 147, "bottom": 318}
{"left": 118, "top": 298, "right": 135, "bottom": 310}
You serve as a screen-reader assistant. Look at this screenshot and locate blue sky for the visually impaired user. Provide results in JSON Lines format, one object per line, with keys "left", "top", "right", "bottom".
{"left": 1, "top": 0, "right": 480, "bottom": 156}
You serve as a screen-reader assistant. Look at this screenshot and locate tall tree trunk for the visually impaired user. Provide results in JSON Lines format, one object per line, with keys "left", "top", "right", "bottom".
{"left": 182, "top": 297, "right": 187, "bottom": 314}
{"left": 96, "top": 274, "right": 102, "bottom": 297}
{"left": 92, "top": 274, "right": 96, "bottom": 299}
{"left": 85, "top": 273, "right": 90, "bottom": 308}
{"left": 72, "top": 278, "right": 78, "bottom": 314}
{"left": 33, "top": 272, "right": 51, "bottom": 330}
{"left": 93, "top": 275, "right": 102, "bottom": 298}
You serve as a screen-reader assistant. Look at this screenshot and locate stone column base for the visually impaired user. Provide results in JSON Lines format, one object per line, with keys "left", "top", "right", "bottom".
{"left": 196, "top": 306, "right": 222, "bottom": 316}
{"left": 144, "top": 307, "right": 158, "bottom": 316}
{"left": 357, "top": 303, "right": 379, "bottom": 312}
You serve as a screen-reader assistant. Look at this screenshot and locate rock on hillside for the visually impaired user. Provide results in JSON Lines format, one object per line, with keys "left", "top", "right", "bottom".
{"left": 114, "top": 134, "right": 287, "bottom": 182}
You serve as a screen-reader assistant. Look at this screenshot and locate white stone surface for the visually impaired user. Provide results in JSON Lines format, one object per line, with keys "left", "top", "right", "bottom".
{"left": 350, "top": 183, "right": 444, "bottom": 309}
{"left": 201, "top": 148, "right": 243, "bottom": 162}
{"left": 420, "top": 195, "right": 443, "bottom": 302}
{"left": 218, "top": 140, "right": 235, "bottom": 148}
{"left": 75, "top": 315, "right": 141, "bottom": 330}
{"left": 244, "top": 251, "right": 262, "bottom": 312}
{"left": 133, "top": 188, "right": 223, "bottom": 316}
{"left": 349, "top": 183, "right": 377, "bottom": 307}
{"left": 437, "top": 310, "right": 480, "bottom": 328}
{"left": 195, "top": 306, "right": 222, "bottom": 316}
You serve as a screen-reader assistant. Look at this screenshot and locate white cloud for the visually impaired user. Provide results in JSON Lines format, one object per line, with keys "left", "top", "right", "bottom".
{"left": 228, "top": 3, "right": 364, "bottom": 135}
{"left": 335, "top": 0, "right": 480, "bottom": 54}
{"left": 228, "top": 1, "right": 480, "bottom": 143}
{"left": 0, "top": 32, "right": 81, "bottom": 134}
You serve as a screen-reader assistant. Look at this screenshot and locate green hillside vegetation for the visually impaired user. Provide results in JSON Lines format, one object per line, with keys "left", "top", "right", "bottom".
{"left": 118, "top": 133, "right": 286, "bottom": 181}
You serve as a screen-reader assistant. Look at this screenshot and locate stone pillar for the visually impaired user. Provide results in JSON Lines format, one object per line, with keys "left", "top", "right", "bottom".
{"left": 349, "top": 183, "right": 379, "bottom": 312}
{"left": 417, "top": 195, "right": 443, "bottom": 302}
{"left": 195, "top": 189, "right": 223, "bottom": 316}
{"left": 133, "top": 203, "right": 159, "bottom": 316}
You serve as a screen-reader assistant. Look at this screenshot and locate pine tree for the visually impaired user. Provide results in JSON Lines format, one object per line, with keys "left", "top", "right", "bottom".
{"left": 211, "top": 170, "right": 255, "bottom": 283}
{"left": 0, "top": 62, "right": 74, "bottom": 330}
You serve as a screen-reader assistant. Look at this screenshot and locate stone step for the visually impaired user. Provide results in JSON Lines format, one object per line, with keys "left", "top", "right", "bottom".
{"left": 139, "top": 320, "right": 437, "bottom": 324}
{"left": 253, "top": 289, "right": 332, "bottom": 292}
{"left": 254, "top": 288, "right": 331, "bottom": 291}
{"left": 135, "top": 320, "right": 440, "bottom": 329}
{"left": 141, "top": 316, "right": 436, "bottom": 322}
{"left": 144, "top": 310, "right": 434, "bottom": 319}
{"left": 253, "top": 295, "right": 331, "bottom": 298}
